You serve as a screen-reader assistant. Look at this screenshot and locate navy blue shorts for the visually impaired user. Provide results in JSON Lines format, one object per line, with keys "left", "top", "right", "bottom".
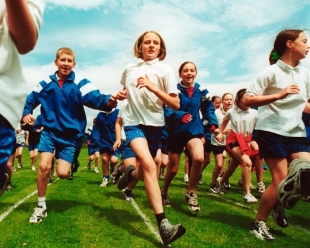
{"left": 28, "top": 144, "right": 38, "bottom": 152}
{"left": 124, "top": 125, "right": 162, "bottom": 158}
{"left": 120, "top": 139, "right": 135, "bottom": 160}
{"left": 0, "top": 115, "right": 15, "bottom": 185}
{"left": 256, "top": 130, "right": 310, "bottom": 158}
{"left": 211, "top": 144, "right": 226, "bottom": 155}
{"left": 38, "top": 130, "right": 77, "bottom": 164}
{"left": 168, "top": 133, "right": 202, "bottom": 154}
{"left": 204, "top": 139, "right": 212, "bottom": 153}
{"left": 160, "top": 139, "right": 168, "bottom": 155}
{"left": 88, "top": 144, "right": 99, "bottom": 156}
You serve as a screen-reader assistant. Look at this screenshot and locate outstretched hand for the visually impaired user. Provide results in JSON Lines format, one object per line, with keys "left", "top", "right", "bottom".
{"left": 22, "top": 114, "right": 35, "bottom": 125}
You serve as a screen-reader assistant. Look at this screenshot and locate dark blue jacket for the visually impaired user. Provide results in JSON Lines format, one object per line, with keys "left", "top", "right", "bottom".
{"left": 23, "top": 71, "right": 113, "bottom": 136}
{"left": 95, "top": 109, "right": 119, "bottom": 149}
{"left": 165, "top": 82, "right": 218, "bottom": 136}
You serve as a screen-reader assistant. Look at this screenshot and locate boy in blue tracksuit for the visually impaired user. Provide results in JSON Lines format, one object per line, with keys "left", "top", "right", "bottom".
{"left": 161, "top": 61, "right": 218, "bottom": 212}
{"left": 22, "top": 47, "right": 117, "bottom": 223}
{"left": 95, "top": 109, "right": 120, "bottom": 187}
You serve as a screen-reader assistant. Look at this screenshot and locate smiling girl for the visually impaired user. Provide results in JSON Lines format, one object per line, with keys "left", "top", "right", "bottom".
{"left": 161, "top": 61, "right": 218, "bottom": 212}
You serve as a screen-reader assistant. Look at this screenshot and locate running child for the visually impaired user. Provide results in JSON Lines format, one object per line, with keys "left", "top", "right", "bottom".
{"left": 22, "top": 47, "right": 117, "bottom": 223}
{"left": 0, "top": 0, "right": 45, "bottom": 196}
{"left": 245, "top": 29, "right": 310, "bottom": 241}
{"left": 115, "top": 31, "right": 186, "bottom": 246}
{"left": 161, "top": 61, "right": 218, "bottom": 212}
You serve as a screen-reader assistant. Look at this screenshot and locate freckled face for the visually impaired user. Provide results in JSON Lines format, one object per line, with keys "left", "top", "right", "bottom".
{"left": 179, "top": 63, "right": 197, "bottom": 87}
{"left": 141, "top": 32, "right": 161, "bottom": 61}
{"left": 54, "top": 53, "right": 76, "bottom": 78}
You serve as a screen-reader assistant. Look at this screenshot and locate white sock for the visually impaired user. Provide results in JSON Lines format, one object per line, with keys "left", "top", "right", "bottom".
{"left": 38, "top": 196, "right": 46, "bottom": 209}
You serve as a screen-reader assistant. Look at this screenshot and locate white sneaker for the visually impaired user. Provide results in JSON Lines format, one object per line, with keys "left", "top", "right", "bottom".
{"left": 94, "top": 168, "right": 99, "bottom": 174}
{"left": 31, "top": 166, "right": 36, "bottom": 171}
{"left": 257, "top": 182, "right": 265, "bottom": 195}
{"left": 29, "top": 206, "right": 47, "bottom": 223}
{"left": 17, "top": 164, "right": 22, "bottom": 169}
{"left": 100, "top": 178, "right": 109, "bottom": 187}
{"left": 243, "top": 193, "right": 258, "bottom": 204}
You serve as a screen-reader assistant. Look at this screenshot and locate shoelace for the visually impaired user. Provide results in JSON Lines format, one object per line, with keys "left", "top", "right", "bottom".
{"left": 276, "top": 206, "right": 286, "bottom": 219}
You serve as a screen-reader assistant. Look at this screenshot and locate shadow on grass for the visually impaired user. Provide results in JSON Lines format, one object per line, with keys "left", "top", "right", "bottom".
{"left": 15, "top": 199, "right": 161, "bottom": 247}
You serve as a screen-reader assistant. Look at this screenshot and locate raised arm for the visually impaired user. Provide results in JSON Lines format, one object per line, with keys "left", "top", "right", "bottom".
{"left": 5, "top": 0, "right": 43, "bottom": 54}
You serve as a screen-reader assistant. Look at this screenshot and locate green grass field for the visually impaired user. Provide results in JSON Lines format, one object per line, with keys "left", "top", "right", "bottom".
{"left": 1, "top": 148, "right": 310, "bottom": 248}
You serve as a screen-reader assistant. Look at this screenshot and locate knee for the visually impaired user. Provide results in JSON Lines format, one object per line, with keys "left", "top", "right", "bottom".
{"left": 58, "top": 171, "right": 70, "bottom": 179}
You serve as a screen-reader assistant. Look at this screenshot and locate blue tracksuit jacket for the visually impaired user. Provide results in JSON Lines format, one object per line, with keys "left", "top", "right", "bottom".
{"left": 23, "top": 71, "right": 113, "bottom": 136}
{"left": 165, "top": 82, "right": 218, "bottom": 136}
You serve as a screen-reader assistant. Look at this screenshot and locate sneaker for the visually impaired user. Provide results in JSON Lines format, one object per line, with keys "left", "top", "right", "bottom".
{"left": 94, "top": 167, "right": 99, "bottom": 174}
{"left": 159, "top": 167, "right": 165, "bottom": 179}
{"left": 209, "top": 184, "right": 218, "bottom": 194}
{"left": 31, "top": 166, "right": 36, "bottom": 171}
{"left": 117, "top": 165, "right": 135, "bottom": 190}
{"left": 29, "top": 206, "right": 47, "bottom": 223}
{"left": 12, "top": 166, "right": 16, "bottom": 172}
{"left": 0, "top": 173, "right": 9, "bottom": 197}
{"left": 216, "top": 177, "right": 224, "bottom": 195}
{"left": 185, "top": 191, "right": 200, "bottom": 211}
{"left": 123, "top": 188, "right": 133, "bottom": 201}
{"left": 278, "top": 157, "right": 310, "bottom": 209}
{"left": 161, "top": 192, "right": 171, "bottom": 207}
{"left": 159, "top": 218, "right": 186, "bottom": 246}
{"left": 6, "top": 183, "right": 12, "bottom": 191}
{"left": 249, "top": 220, "right": 275, "bottom": 241}
{"left": 100, "top": 178, "right": 109, "bottom": 187}
{"left": 184, "top": 175, "right": 189, "bottom": 183}
{"left": 87, "top": 162, "right": 91, "bottom": 170}
{"left": 271, "top": 205, "right": 288, "bottom": 228}
{"left": 198, "top": 179, "right": 203, "bottom": 185}
{"left": 303, "top": 195, "right": 310, "bottom": 202}
{"left": 243, "top": 193, "right": 258, "bottom": 204}
{"left": 224, "top": 179, "right": 231, "bottom": 189}
{"left": 111, "top": 164, "right": 122, "bottom": 184}
{"left": 257, "top": 182, "right": 266, "bottom": 195}
{"left": 17, "top": 164, "right": 22, "bottom": 169}
{"left": 238, "top": 178, "right": 254, "bottom": 190}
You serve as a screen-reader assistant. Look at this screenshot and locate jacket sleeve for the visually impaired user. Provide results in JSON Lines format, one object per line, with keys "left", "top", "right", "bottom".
{"left": 80, "top": 79, "right": 114, "bottom": 111}
{"left": 200, "top": 90, "right": 218, "bottom": 129}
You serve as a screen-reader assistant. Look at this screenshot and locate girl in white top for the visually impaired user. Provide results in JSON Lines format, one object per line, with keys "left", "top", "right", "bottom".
{"left": 245, "top": 29, "right": 310, "bottom": 241}
{"left": 115, "top": 31, "right": 186, "bottom": 246}
{"left": 216, "top": 88, "right": 259, "bottom": 204}
{"left": 209, "top": 93, "right": 233, "bottom": 193}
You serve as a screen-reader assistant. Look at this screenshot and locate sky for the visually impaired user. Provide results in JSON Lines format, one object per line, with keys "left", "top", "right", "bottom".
{"left": 21, "top": 0, "right": 310, "bottom": 128}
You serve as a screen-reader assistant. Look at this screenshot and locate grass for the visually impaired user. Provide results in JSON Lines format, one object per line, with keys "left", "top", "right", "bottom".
{"left": 1, "top": 148, "right": 310, "bottom": 247}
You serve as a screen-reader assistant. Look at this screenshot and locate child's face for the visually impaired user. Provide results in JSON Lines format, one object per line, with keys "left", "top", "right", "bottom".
{"left": 292, "top": 32, "right": 309, "bottom": 60}
{"left": 222, "top": 94, "right": 233, "bottom": 110}
{"left": 54, "top": 53, "right": 76, "bottom": 78}
{"left": 213, "top": 98, "right": 222, "bottom": 109}
{"left": 141, "top": 32, "right": 160, "bottom": 61}
{"left": 179, "top": 63, "right": 197, "bottom": 86}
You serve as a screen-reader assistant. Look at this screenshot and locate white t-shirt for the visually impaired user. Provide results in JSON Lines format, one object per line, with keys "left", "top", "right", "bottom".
{"left": 120, "top": 58, "right": 178, "bottom": 126}
{"left": 0, "top": 0, "right": 45, "bottom": 128}
{"left": 211, "top": 107, "right": 231, "bottom": 146}
{"left": 246, "top": 59, "right": 310, "bottom": 137}
{"left": 224, "top": 106, "right": 258, "bottom": 136}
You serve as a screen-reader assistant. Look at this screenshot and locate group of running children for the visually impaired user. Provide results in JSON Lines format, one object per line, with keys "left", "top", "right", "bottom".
{"left": 1, "top": 7, "right": 310, "bottom": 244}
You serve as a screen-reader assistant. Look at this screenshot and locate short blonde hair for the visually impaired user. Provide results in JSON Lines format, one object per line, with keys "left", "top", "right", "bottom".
{"left": 133, "top": 31, "right": 166, "bottom": 61}
{"left": 56, "top": 47, "right": 75, "bottom": 61}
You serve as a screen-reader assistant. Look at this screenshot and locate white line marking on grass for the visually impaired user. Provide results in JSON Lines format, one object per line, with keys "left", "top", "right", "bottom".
{"left": 130, "top": 199, "right": 162, "bottom": 243}
{"left": 0, "top": 178, "right": 59, "bottom": 223}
